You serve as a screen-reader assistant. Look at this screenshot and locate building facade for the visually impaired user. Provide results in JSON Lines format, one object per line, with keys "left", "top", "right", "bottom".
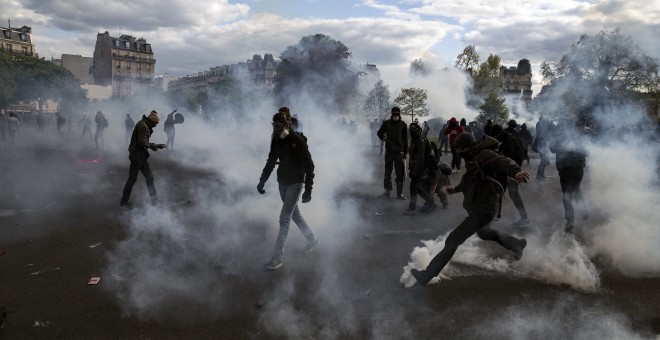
{"left": 0, "top": 25, "right": 36, "bottom": 57}
{"left": 54, "top": 54, "right": 94, "bottom": 84}
{"left": 500, "top": 58, "right": 533, "bottom": 100}
{"left": 168, "top": 54, "right": 278, "bottom": 93}
{"left": 92, "top": 31, "right": 155, "bottom": 97}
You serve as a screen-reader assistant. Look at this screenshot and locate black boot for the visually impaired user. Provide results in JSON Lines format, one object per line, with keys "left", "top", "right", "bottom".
{"left": 411, "top": 269, "right": 432, "bottom": 287}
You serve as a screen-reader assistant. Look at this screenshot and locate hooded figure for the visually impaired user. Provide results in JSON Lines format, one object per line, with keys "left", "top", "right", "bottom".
{"left": 411, "top": 132, "right": 530, "bottom": 287}
{"left": 376, "top": 107, "right": 409, "bottom": 199}
{"left": 443, "top": 117, "right": 464, "bottom": 172}
{"left": 119, "top": 110, "right": 166, "bottom": 209}
{"left": 257, "top": 110, "right": 318, "bottom": 270}
{"left": 405, "top": 122, "right": 438, "bottom": 214}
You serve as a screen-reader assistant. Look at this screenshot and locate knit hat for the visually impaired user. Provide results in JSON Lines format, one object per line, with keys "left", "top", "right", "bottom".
{"left": 148, "top": 110, "right": 160, "bottom": 124}
{"left": 453, "top": 132, "right": 476, "bottom": 149}
{"left": 391, "top": 107, "right": 401, "bottom": 115}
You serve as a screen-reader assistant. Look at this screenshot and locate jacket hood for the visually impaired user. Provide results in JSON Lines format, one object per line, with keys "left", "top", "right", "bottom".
{"left": 474, "top": 135, "right": 499, "bottom": 153}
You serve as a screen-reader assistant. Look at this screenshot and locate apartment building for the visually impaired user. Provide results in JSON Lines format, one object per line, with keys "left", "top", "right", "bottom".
{"left": 0, "top": 24, "right": 36, "bottom": 57}
{"left": 92, "top": 31, "right": 155, "bottom": 97}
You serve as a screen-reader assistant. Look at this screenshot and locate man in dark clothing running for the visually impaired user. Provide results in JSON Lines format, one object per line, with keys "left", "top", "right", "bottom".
{"left": 258, "top": 109, "right": 318, "bottom": 270}
{"left": 533, "top": 116, "right": 553, "bottom": 180}
{"left": 377, "top": 107, "right": 408, "bottom": 199}
{"left": 550, "top": 120, "right": 589, "bottom": 233}
{"left": 411, "top": 132, "right": 529, "bottom": 287}
{"left": 490, "top": 121, "right": 530, "bottom": 227}
{"left": 119, "top": 110, "right": 166, "bottom": 209}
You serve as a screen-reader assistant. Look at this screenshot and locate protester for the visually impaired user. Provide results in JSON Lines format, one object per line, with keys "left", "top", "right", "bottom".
{"left": 438, "top": 122, "right": 449, "bottom": 154}
{"left": 533, "top": 115, "right": 553, "bottom": 180}
{"left": 164, "top": 112, "right": 175, "bottom": 150}
{"left": 0, "top": 111, "right": 7, "bottom": 143}
{"left": 443, "top": 117, "right": 464, "bottom": 172}
{"left": 119, "top": 110, "right": 167, "bottom": 209}
{"left": 124, "top": 114, "right": 135, "bottom": 144}
{"left": 56, "top": 112, "right": 66, "bottom": 135}
{"left": 411, "top": 132, "right": 529, "bottom": 287}
{"left": 550, "top": 120, "right": 589, "bottom": 232}
{"left": 80, "top": 114, "right": 92, "bottom": 140}
{"left": 422, "top": 121, "right": 430, "bottom": 139}
{"left": 405, "top": 122, "right": 438, "bottom": 214}
{"left": 7, "top": 113, "right": 20, "bottom": 144}
{"left": 257, "top": 108, "right": 318, "bottom": 270}
{"left": 377, "top": 107, "right": 408, "bottom": 199}
{"left": 519, "top": 123, "right": 533, "bottom": 165}
{"left": 94, "top": 111, "right": 108, "bottom": 150}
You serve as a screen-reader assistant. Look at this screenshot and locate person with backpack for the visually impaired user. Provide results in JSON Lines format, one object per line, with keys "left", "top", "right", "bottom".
{"left": 377, "top": 107, "right": 408, "bottom": 200}
{"left": 257, "top": 108, "right": 318, "bottom": 270}
{"left": 410, "top": 132, "right": 529, "bottom": 287}
{"left": 488, "top": 122, "right": 530, "bottom": 227}
{"left": 519, "top": 123, "right": 533, "bottom": 165}
{"left": 405, "top": 122, "right": 439, "bottom": 214}
{"left": 164, "top": 112, "right": 176, "bottom": 150}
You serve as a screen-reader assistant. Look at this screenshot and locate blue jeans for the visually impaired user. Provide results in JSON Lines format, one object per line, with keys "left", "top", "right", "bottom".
{"left": 271, "top": 183, "right": 316, "bottom": 261}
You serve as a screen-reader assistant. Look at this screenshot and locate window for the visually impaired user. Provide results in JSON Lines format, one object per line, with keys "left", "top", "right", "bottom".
{"left": 125, "top": 41, "right": 130, "bottom": 49}
{"left": 113, "top": 39, "right": 117, "bottom": 47}
{"left": 144, "top": 44, "right": 151, "bottom": 52}
{"left": 147, "top": 64, "right": 150, "bottom": 71}
{"left": 5, "top": 44, "right": 11, "bottom": 53}
{"left": 22, "top": 46, "right": 27, "bottom": 55}
{"left": 3, "top": 30, "right": 10, "bottom": 39}
{"left": 117, "top": 60, "right": 121, "bottom": 68}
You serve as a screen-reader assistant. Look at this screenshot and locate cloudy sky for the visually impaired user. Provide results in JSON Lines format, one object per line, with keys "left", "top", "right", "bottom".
{"left": 2, "top": 0, "right": 659, "bottom": 94}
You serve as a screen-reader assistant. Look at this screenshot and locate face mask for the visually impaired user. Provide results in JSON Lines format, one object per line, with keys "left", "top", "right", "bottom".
{"left": 279, "top": 128, "right": 290, "bottom": 139}
{"left": 393, "top": 116, "right": 400, "bottom": 121}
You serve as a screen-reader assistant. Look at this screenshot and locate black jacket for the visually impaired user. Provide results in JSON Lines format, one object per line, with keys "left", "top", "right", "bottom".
{"left": 455, "top": 136, "right": 522, "bottom": 214}
{"left": 260, "top": 132, "right": 315, "bottom": 190}
{"left": 377, "top": 119, "right": 408, "bottom": 155}
{"left": 128, "top": 116, "right": 158, "bottom": 157}
{"left": 550, "top": 135, "right": 587, "bottom": 170}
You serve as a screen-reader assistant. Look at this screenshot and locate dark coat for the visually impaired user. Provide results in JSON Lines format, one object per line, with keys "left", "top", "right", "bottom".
{"left": 550, "top": 135, "right": 587, "bottom": 170}
{"left": 128, "top": 116, "right": 158, "bottom": 157}
{"left": 377, "top": 119, "right": 408, "bottom": 155}
{"left": 408, "top": 137, "right": 426, "bottom": 178}
{"left": 455, "top": 136, "right": 522, "bottom": 214}
{"left": 260, "top": 132, "right": 315, "bottom": 190}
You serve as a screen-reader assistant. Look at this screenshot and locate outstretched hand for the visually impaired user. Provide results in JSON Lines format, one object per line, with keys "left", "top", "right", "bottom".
{"left": 515, "top": 171, "right": 530, "bottom": 183}
{"left": 156, "top": 144, "right": 167, "bottom": 149}
{"left": 257, "top": 182, "right": 266, "bottom": 194}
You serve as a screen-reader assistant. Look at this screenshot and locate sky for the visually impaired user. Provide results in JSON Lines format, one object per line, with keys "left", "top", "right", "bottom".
{"left": 2, "top": 0, "right": 660, "bottom": 96}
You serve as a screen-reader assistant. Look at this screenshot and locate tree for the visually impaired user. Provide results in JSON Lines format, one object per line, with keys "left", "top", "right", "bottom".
{"left": 473, "top": 54, "right": 502, "bottom": 94}
{"left": 476, "top": 91, "right": 509, "bottom": 124}
{"left": 10, "top": 55, "right": 86, "bottom": 113}
{"left": 455, "top": 45, "right": 480, "bottom": 77}
{"left": 275, "top": 34, "right": 358, "bottom": 113}
{"left": 363, "top": 80, "right": 391, "bottom": 119}
{"left": 393, "top": 87, "right": 429, "bottom": 123}
{"left": 539, "top": 28, "right": 660, "bottom": 119}
{"left": 409, "top": 58, "right": 432, "bottom": 78}
{"left": 0, "top": 52, "right": 16, "bottom": 111}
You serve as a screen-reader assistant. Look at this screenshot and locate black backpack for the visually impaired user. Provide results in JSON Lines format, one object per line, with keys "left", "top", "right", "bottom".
{"left": 423, "top": 139, "right": 440, "bottom": 171}
{"left": 500, "top": 132, "right": 524, "bottom": 166}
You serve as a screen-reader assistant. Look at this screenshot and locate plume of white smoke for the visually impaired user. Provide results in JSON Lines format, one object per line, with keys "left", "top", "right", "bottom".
{"left": 469, "top": 295, "right": 650, "bottom": 340}
{"left": 401, "top": 228, "right": 601, "bottom": 291}
{"left": 582, "top": 141, "right": 660, "bottom": 276}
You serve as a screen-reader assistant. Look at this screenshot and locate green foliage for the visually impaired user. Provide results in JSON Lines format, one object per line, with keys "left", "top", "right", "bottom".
{"left": 275, "top": 33, "right": 357, "bottom": 113}
{"left": 539, "top": 28, "right": 660, "bottom": 118}
{"left": 473, "top": 54, "right": 502, "bottom": 94}
{"left": 455, "top": 45, "right": 480, "bottom": 77}
{"left": 409, "top": 58, "right": 432, "bottom": 78}
{"left": 394, "top": 87, "right": 429, "bottom": 123}
{"left": 363, "top": 80, "right": 391, "bottom": 119}
{"left": 476, "top": 91, "right": 509, "bottom": 124}
{"left": 0, "top": 53, "right": 16, "bottom": 110}
{"left": 2, "top": 53, "right": 87, "bottom": 112}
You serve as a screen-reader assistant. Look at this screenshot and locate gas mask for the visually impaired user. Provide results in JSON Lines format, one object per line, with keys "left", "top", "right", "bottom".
{"left": 392, "top": 115, "right": 401, "bottom": 121}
